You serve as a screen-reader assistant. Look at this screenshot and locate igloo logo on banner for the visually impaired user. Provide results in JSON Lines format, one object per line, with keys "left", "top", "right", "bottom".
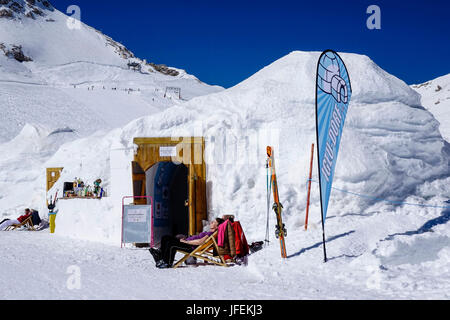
{"left": 315, "top": 50, "right": 352, "bottom": 222}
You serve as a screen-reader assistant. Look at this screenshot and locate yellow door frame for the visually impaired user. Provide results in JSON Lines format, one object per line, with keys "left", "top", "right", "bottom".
{"left": 46, "top": 167, "right": 63, "bottom": 205}
{"left": 132, "top": 137, "right": 206, "bottom": 236}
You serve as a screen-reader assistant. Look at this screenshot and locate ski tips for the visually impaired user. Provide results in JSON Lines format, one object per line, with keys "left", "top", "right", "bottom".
{"left": 267, "top": 146, "right": 273, "bottom": 157}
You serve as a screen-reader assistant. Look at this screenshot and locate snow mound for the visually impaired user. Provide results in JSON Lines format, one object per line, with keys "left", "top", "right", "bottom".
{"left": 0, "top": 123, "right": 79, "bottom": 215}
{"left": 37, "top": 51, "right": 450, "bottom": 244}
{"left": 233, "top": 51, "right": 421, "bottom": 106}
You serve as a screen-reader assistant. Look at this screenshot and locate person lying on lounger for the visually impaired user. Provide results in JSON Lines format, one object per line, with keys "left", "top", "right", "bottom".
{"left": 149, "top": 217, "right": 224, "bottom": 269}
{"left": 0, "top": 209, "right": 33, "bottom": 231}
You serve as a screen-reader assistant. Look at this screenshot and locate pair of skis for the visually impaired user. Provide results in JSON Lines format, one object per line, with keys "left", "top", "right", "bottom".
{"left": 48, "top": 190, "right": 58, "bottom": 211}
{"left": 266, "top": 146, "right": 287, "bottom": 258}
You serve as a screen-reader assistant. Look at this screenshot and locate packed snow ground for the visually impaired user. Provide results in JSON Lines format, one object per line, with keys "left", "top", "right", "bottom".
{"left": 2, "top": 201, "right": 450, "bottom": 300}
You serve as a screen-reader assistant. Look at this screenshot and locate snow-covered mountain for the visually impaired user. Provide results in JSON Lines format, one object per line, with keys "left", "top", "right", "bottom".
{"left": 0, "top": 0, "right": 223, "bottom": 143}
{"left": 412, "top": 74, "right": 450, "bottom": 142}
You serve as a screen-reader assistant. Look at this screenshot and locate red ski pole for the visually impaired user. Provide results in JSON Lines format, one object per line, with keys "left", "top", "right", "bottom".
{"left": 305, "top": 143, "right": 314, "bottom": 231}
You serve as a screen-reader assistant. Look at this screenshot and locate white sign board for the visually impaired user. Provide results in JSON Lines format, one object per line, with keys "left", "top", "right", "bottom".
{"left": 122, "top": 204, "right": 152, "bottom": 244}
{"left": 159, "top": 146, "right": 177, "bottom": 157}
{"left": 127, "top": 208, "right": 147, "bottom": 223}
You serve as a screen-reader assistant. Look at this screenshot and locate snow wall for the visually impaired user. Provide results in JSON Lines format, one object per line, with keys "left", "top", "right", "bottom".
{"left": 37, "top": 51, "right": 450, "bottom": 245}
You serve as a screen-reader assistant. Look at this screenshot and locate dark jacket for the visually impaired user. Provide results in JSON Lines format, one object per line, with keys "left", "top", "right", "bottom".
{"left": 31, "top": 210, "right": 41, "bottom": 226}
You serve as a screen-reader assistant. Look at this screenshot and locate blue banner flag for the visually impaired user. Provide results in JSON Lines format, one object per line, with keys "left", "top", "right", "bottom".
{"left": 315, "top": 50, "right": 352, "bottom": 222}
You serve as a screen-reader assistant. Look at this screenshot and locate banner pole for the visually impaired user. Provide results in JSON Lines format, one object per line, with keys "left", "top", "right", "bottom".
{"left": 315, "top": 144, "right": 328, "bottom": 263}
{"left": 305, "top": 143, "right": 314, "bottom": 231}
{"left": 315, "top": 58, "right": 327, "bottom": 263}
{"left": 321, "top": 218, "right": 328, "bottom": 263}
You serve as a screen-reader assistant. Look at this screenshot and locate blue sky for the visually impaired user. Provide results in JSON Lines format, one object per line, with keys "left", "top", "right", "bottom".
{"left": 53, "top": 0, "right": 450, "bottom": 88}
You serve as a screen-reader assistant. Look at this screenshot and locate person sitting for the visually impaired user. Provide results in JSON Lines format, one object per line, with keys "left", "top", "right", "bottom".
{"left": 149, "top": 217, "right": 224, "bottom": 269}
{"left": 0, "top": 209, "right": 33, "bottom": 231}
{"left": 30, "top": 209, "right": 41, "bottom": 226}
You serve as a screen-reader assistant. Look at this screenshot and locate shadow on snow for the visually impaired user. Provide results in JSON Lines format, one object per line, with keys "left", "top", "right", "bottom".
{"left": 287, "top": 230, "right": 355, "bottom": 259}
{"left": 384, "top": 202, "right": 450, "bottom": 241}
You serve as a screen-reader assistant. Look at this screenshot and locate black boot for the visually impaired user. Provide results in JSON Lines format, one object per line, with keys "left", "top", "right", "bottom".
{"left": 156, "top": 260, "right": 171, "bottom": 269}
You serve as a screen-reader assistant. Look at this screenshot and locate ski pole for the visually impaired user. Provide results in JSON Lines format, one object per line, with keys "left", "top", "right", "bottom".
{"left": 53, "top": 191, "right": 58, "bottom": 205}
{"left": 305, "top": 143, "right": 314, "bottom": 230}
{"left": 265, "top": 160, "right": 271, "bottom": 246}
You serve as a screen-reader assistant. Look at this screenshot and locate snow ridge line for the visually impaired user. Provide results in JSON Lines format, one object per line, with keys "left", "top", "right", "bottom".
{"left": 41, "top": 60, "right": 130, "bottom": 70}
{"left": 307, "top": 179, "right": 450, "bottom": 209}
{"left": 0, "top": 79, "right": 46, "bottom": 86}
